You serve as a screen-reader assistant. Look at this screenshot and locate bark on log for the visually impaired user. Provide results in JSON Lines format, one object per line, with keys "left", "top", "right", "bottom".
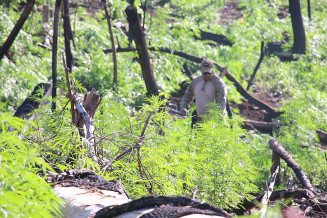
{"left": 268, "top": 138, "right": 317, "bottom": 195}
{"left": 52, "top": 0, "right": 62, "bottom": 111}
{"left": 0, "top": 0, "right": 35, "bottom": 62}
{"left": 125, "top": 5, "right": 159, "bottom": 96}
{"left": 103, "top": 47, "right": 277, "bottom": 115}
{"left": 289, "top": 0, "right": 306, "bottom": 54}
{"left": 14, "top": 83, "right": 52, "bottom": 119}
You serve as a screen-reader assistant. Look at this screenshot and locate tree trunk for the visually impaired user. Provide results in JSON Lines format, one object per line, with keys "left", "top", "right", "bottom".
{"left": 125, "top": 5, "right": 159, "bottom": 96}
{"left": 289, "top": 0, "right": 306, "bottom": 54}
{"left": 102, "top": 0, "right": 118, "bottom": 90}
{"left": 0, "top": 0, "right": 35, "bottom": 62}
{"left": 63, "top": 0, "right": 73, "bottom": 72}
{"left": 52, "top": 0, "right": 62, "bottom": 111}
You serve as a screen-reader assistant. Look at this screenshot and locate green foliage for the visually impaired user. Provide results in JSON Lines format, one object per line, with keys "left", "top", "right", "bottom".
{"left": 0, "top": 113, "right": 63, "bottom": 217}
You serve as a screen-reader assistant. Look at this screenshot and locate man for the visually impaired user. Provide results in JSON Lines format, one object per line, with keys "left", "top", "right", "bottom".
{"left": 180, "top": 58, "right": 227, "bottom": 123}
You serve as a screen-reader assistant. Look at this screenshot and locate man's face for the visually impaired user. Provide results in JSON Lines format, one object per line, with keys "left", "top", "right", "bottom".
{"left": 202, "top": 71, "right": 213, "bottom": 81}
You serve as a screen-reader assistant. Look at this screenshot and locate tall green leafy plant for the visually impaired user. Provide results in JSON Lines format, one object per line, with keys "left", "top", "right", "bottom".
{"left": 0, "top": 113, "right": 63, "bottom": 217}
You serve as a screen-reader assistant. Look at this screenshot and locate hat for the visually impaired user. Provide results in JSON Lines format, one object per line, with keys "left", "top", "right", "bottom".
{"left": 199, "top": 59, "right": 214, "bottom": 73}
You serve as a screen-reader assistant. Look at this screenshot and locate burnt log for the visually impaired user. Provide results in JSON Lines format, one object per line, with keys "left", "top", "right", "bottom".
{"left": 316, "top": 129, "right": 327, "bottom": 145}
{"left": 14, "top": 83, "right": 52, "bottom": 119}
{"left": 243, "top": 120, "right": 279, "bottom": 135}
{"left": 95, "top": 195, "right": 231, "bottom": 218}
{"left": 269, "top": 138, "right": 317, "bottom": 195}
{"left": 125, "top": 5, "right": 159, "bottom": 96}
{"left": 193, "top": 29, "right": 233, "bottom": 46}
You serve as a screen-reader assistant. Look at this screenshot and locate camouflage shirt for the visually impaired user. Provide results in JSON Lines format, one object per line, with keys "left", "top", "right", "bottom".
{"left": 180, "top": 73, "right": 227, "bottom": 117}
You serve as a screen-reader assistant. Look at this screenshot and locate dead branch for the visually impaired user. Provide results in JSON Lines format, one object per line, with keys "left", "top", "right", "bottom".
{"left": 231, "top": 188, "right": 318, "bottom": 215}
{"left": 247, "top": 41, "right": 266, "bottom": 91}
{"left": 0, "top": 0, "right": 35, "bottom": 61}
{"left": 260, "top": 166, "right": 279, "bottom": 218}
{"left": 269, "top": 138, "right": 317, "bottom": 195}
{"left": 62, "top": 53, "right": 101, "bottom": 163}
{"left": 62, "top": 53, "right": 75, "bottom": 124}
{"left": 102, "top": 112, "right": 153, "bottom": 172}
{"left": 103, "top": 46, "right": 277, "bottom": 115}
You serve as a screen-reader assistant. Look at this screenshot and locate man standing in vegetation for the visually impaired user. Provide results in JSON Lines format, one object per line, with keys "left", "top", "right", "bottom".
{"left": 180, "top": 59, "right": 227, "bottom": 124}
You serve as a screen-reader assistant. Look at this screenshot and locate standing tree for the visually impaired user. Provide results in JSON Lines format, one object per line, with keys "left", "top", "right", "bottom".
{"left": 125, "top": 5, "right": 159, "bottom": 96}
{"left": 0, "top": 0, "right": 35, "bottom": 62}
{"left": 52, "top": 0, "right": 62, "bottom": 111}
{"left": 289, "top": 0, "right": 306, "bottom": 54}
{"left": 102, "top": 0, "right": 118, "bottom": 90}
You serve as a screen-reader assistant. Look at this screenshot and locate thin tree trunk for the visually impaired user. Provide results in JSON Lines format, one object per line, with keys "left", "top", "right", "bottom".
{"left": 125, "top": 5, "right": 159, "bottom": 96}
{"left": 307, "top": 0, "right": 311, "bottom": 21}
{"left": 52, "top": 0, "right": 62, "bottom": 111}
{"left": 0, "top": 0, "right": 35, "bottom": 61}
{"left": 289, "top": 0, "right": 306, "bottom": 54}
{"left": 63, "top": 0, "right": 73, "bottom": 72}
{"left": 102, "top": 0, "right": 118, "bottom": 90}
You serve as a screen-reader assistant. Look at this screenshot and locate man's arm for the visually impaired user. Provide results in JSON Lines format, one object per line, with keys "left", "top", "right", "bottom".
{"left": 180, "top": 82, "right": 195, "bottom": 112}
{"left": 214, "top": 77, "right": 227, "bottom": 116}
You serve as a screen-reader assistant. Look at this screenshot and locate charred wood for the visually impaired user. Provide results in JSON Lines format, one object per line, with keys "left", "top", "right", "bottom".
{"left": 95, "top": 195, "right": 231, "bottom": 218}
{"left": 14, "top": 83, "right": 52, "bottom": 119}
{"left": 193, "top": 29, "right": 233, "bottom": 46}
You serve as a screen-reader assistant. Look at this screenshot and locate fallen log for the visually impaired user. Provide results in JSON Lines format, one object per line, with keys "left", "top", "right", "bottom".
{"left": 316, "top": 129, "right": 327, "bottom": 144}
{"left": 243, "top": 120, "right": 279, "bottom": 134}
{"left": 14, "top": 83, "right": 52, "bottom": 119}
{"left": 103, "top": 46, "right": 278, "bottom": 115}
{"left": 95, "top": 195, "right": 232, "bottom": 218}
{"left": 268, "top": 138, "right": 317, "bottom": 195}
{"left": 193, "top": 29, "right": 233, "bottom": 46}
